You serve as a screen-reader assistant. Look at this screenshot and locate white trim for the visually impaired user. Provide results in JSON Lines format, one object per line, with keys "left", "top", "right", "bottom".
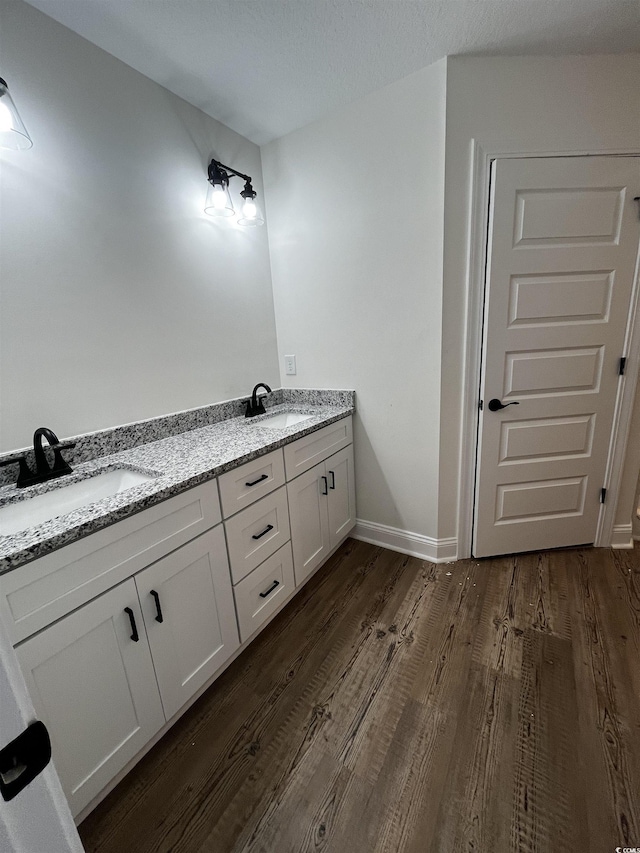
{"left": 352, "top": 519, "right": 457, "bottom": 563}
{"left": 611, "top": 523, "right": 634, "bottom": 549}
{"left": 457, "top": 143, "right": 640, "bottom": 558}
{"left": 595, "top": 228, "right": 640, "bottom": 546}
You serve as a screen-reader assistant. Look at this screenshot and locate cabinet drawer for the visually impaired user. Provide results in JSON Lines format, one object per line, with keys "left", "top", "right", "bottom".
{"left": 1, "top": 480, "right": 221, "bottom": 645}
{"left": 218, "top": 449, "right": 285, "bottom": 518}
{"left": 224, "top": 486, "right": 290, "bottom": 584}
{"left": 233, "top": 542, "right": 295, "bottom": 642}
{"left": 284, "top": 417, "right": 352, "bottom": 480}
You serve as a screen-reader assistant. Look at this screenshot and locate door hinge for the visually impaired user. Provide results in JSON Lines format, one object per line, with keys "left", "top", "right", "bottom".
{"left": 479, "top": 399, "right": 483, "bottom": 410}
{"left": 619, "top": 356, "right": 627, "bottom": 376}
{"left": 600, "top": 487, "right": 607, "bottom": 504}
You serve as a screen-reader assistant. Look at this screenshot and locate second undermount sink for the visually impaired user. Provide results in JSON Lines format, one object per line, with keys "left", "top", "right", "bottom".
{"left": 254, "top": 412, "right": 313, "bottom": 429}
{"left": 0, "top": 468, "right": 158, "bottom": 536}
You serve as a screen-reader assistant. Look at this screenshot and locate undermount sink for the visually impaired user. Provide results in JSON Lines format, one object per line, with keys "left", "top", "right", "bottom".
{"left": 254, "top": 412, "right": 313, "bottom": 429}
{"left": 0, "top": 468, "right": 157, "bottom": 536}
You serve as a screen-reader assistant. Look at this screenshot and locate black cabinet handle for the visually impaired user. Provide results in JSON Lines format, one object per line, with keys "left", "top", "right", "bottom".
{"left": 252, "top": 523, "right": 274, "bottom": 540}
{"left": 321, "top": 476, "right": 328, "bottom": 496}
{"left": 259, "top": 580, "right": 280, "bottom": 599}
{"left": 246, "top": 473, "right": 269, "bottom": 487}
{"left": 488, "top": 398, "right": 520, "bottom": 412}
{"left": 124, "top": 607, "right": 139, "bottom": 642}
{"left": 329, "top": 471, "right": 336, "bottom": 490}
{"left": 150, "top": 589, "right": 164, "bottom": 623}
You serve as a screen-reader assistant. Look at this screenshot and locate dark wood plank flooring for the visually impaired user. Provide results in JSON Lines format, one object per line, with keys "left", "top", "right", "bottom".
{"left": 79, "top": 539, "right": 640, "bottom": 853}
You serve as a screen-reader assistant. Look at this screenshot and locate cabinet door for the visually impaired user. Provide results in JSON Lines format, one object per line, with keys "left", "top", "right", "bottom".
{"left": 135, "top": 526, "right": 240, "bottom": 720}
{"left": 287, "top": 462, "right": 330, "bottom": 586}
{"left": 326, "top": 445, "right": 356, "bottom": 548}
{"left": 15, "top": 579, "right": 164, "bottom": 818}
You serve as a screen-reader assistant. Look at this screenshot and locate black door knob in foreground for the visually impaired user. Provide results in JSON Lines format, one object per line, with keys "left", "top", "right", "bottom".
{"left": 488, "top": 398, "right": 520, "bottom": 412}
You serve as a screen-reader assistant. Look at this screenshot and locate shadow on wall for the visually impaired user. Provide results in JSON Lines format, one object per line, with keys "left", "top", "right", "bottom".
{"left": 353, "top": 417, "right": 407, "bottom": 532}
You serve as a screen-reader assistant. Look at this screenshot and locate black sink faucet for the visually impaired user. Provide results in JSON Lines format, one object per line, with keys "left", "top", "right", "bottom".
{"left": 0, "top": 427, "right": 76, "bottom": 488}
{"left": 245, "top": 383, "right": 272, "bottom": 418}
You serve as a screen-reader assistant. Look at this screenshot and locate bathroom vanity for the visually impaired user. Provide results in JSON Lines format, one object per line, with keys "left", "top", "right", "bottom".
{"left": 0, "top": 392, "right": 355, "bottom": 820}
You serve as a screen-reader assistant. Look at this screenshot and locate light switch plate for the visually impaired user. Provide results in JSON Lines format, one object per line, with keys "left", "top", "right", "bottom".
{"left": 284, "top": 354, "right": 296, "bottom": 375}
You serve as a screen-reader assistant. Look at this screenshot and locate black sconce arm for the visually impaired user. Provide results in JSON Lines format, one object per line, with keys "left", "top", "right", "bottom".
{"left": 208, "top": 158, "right": 252, "bottom": 185}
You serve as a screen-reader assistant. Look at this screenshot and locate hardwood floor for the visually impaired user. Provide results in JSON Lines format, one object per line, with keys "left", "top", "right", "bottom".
{"left": 79, "top": 539, "right": 640, "bottom": 853}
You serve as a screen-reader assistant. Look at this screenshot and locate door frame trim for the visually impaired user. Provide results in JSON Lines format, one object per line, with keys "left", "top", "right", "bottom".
{"left": 457, "top": 142, "right": 640, "bottom": 559}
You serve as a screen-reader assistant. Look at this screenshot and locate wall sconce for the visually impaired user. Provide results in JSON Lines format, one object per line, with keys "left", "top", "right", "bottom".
{"left": 205, "top": 158, "right": 264, "bottom": 226}
{"left": 0, "top": 78, "right": 33, "bottom": 150}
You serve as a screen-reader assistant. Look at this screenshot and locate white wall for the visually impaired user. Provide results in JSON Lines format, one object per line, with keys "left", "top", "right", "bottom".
{"left": 262, "top": 60, "right": 447, "bottom": 539}
{"left": 0, "top": 0, "right": 279, "bottom": 452}
{"left": 440, "top": 55, "right": 640, "bottom": 542}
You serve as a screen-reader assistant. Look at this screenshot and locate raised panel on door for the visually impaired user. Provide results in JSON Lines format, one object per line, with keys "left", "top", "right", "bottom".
{"left": 15, "top": 579, "right": 164, "bottom": 817}
{"left": 287, "top": 462, "right": 330, "bottom": 585}
{"left": 326, "top": 446, "right": 356, "bottom": 548}
{"left": 474, "top": 155, "right": 640, "bottom": 557}
{"left": 135, "top": 526, "right": 239, "bottom": 721}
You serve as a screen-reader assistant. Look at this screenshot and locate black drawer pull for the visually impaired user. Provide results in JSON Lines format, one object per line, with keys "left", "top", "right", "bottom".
{"left": 329, "top": 471, "right": 336, "bottom": 490}
{"left": 124, "top": 607, "right": 139, "bottom": 642}
{"left": 252, "top": 523, "right": 274, "bottom": 540}
{"left": 259, "top": 580, "right": 280, "bottom": 598}
{"left": 246, "top": 473, "right": 268, "bottom": 487}
{"left": 150, "top": 589, "right": 164, "bottom": 623}
{"left": 321, "top": 476, "right": 328, "bottom": 496}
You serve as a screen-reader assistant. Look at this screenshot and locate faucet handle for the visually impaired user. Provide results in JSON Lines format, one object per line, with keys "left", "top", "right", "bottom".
{"left": 0, "top": 454, "right": 27, "bottom": 467}
{"left": 0, "top": 454, "right": 36, "bottom": 489}
{"left": 51, "top": 443, "right": 75, "bottom": 476}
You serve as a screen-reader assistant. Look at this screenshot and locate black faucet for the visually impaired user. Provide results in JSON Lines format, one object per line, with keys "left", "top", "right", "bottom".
{"left": 0, "top": 427, "right": 76, "bottom": 488}
{"left": 245, "top": 383, "right": 272, "bottom": 418}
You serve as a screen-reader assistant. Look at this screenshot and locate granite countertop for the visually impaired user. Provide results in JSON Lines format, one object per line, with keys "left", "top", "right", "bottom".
{"left": 0, "top": 397, "right": 354, "bottom": 574}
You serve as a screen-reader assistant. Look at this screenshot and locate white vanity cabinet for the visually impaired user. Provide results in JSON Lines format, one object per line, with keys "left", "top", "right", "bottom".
{"left": 3, "top": 479, "right": 238, "bottom": 819}
{"left": 15, "top": 578, "right": 165, "bottom": 817}
{"left": 288, "top": 444, "right": 356, "bottom": 585}
{"left": 0, "top": 413, "right": 355, "bottom": 822}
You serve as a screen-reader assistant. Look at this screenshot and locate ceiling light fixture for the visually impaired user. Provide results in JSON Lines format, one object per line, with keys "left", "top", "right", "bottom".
{"left": 0, "top": 78, "right": 33, "bottom": 151}
{"left": 204, "top": 158, "right": 264, "bottom": 226}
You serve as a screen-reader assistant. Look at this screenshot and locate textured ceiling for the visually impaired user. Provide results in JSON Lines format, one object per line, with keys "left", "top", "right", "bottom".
{"left": 23, "top": 1, "right": 640, "bottom": 145}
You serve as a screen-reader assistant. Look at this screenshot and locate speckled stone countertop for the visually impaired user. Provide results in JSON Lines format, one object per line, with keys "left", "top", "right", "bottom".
{"left": 0, "top": 391, "right": 354, "bottom": 574}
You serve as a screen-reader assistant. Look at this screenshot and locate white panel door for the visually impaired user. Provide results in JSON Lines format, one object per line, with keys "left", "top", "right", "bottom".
{"left": 474, "top": 156, "right": 640, "bottom": 557}
{"left": 326, "top": 446, "right": 356, "bottom": 547}
{"left": 287, "top": 462, "right": 330, "bottom": 585}
{"left": 15, "top": 579, "right": 165, "bottom": 817}
{"left": 135, "top": 526, "right": 239, "bottom": 721}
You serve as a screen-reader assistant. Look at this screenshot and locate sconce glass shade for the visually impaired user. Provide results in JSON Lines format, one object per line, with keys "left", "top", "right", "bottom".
{"left": 0, "top": 78, "right": 33, "bottom": 150}
{"left": 237, "top": 195, "right": 265, "bottom": 227}
{"left": 204, "top": 181, "right": 234, "bottom": 217}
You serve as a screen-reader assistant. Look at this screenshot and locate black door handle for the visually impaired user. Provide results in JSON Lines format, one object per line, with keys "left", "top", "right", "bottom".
{"left": 259, "top": 580, "right": 280, "bottom": 598}
{"left": 150, "top": 589, "right": 164, "bottom": 623}
{"left": 0, "top": 721, "right": 52, "bottom": 801}
{"left": 328, "top": 471, "right": 336, "bottom": 490}
{"left": 488, "top": 398, "right": 520, "bottom": 412}
{"left": 252, "top": 523, "right": 274, "bottom": 540}
{"left": 321, "top": 476, "right": 328, "bottom": 496}
{"left": 246, "top": 473, "right": 268, "bottom": 487}
{"left": 124, "top": 607, "right": 139, "bottom": 641}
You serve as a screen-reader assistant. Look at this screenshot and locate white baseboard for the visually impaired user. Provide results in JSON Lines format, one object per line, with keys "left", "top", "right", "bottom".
{"left": 611, "top": 522, "right": 634, "bottom": 549}
{"left": 352, "top": 519, "right": 457, "bottom": 563}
